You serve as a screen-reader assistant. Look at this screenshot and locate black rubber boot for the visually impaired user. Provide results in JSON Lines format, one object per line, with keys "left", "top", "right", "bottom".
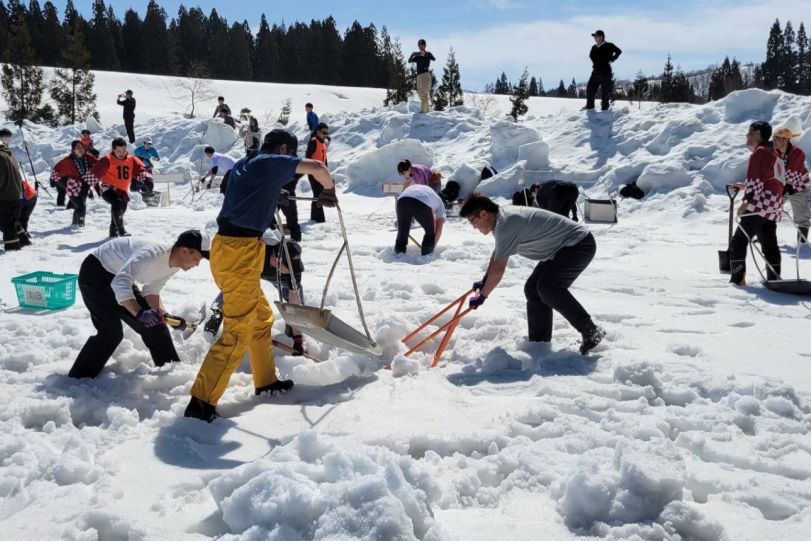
{"left": 580, "top": 326, "right": 606, "bottom": 355}
{"left": 184, "top": 396, "right": 218, "bottom": 422}
{"left": 255, "top": 379, "right": 295, "bottom": 396}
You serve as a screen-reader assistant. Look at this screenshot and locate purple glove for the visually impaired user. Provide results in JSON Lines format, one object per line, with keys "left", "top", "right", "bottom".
{"left": 472, "top": 276, "right": 487, "bottom": 293}
{"left": 468, "top": 294, "right": 487, "bottom": 310}
{"left": 136, "top": 308, "right": 164, "bottom": 327}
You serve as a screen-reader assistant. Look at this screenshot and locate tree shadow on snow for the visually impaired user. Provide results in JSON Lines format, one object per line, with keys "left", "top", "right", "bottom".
{"left": 446, "top": 345, "right": 597, "bottom": 387}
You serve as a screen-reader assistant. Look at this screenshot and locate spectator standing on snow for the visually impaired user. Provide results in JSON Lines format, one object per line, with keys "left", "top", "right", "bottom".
{"left": 0, "top": 128, "right": 25, "bottom": 251}
{"left": 409, "top": 39, "right": 436, "bottom": 113}
{"left": 81, "top": 129, "right": 100, "bottom": 158}
{"left": 305, "top": 103, "right": 319, "bottom": 135}
{"left": 729, "top": 121, "right": 785, "bottom": 285}
{"left": 202, "top": 146, "right": 238, "bottom": 192}
{"left": 773, "top": 126, "right": 809, "bottom": 244}
{"left": 68, "top": 230, "right": 210, "bottom": 379}
{"left": 461, "top": 193, "right": 605, "bottom": 354}
{"left": 50, "top": 140, "right": 99, "bottom": 229}
{"left": 117, "top": 90, "right": 137, "bottom": 144}
{"left": 90, "top": 137, "right": 150, "bottom": 237}
{"left": 185, "top": 129, "right": 337, "bottom": 423}
{"left": 395, "top": 183, "right": 446, "bottom": 256}
{"left": 584, "top": 30, "right": 621, "bottom": 112}
{"left": 213, "top": 96, "right": 231, "bottom": 118}
{"left": 306, "top": 123, "right": 330, "bottom": 224}
{"left": 397, "top": 159, "right": 442, "bottom": 194}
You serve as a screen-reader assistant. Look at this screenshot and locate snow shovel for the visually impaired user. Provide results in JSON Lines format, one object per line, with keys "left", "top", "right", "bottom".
{"left": 401, "top": 290, "right": 475, "bottom": 368}
{"left": 273, "top": 200, "right": 381, "bottom": 356}
{"left": 165, "top": 304, "right": 207, "bottom": 339}
{"left": 718, "top": 184, "right": 740, "bottom": 272}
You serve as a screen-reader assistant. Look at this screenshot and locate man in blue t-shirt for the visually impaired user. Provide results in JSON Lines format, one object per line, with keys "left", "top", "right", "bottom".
{"left": 305, "top": 102, "right": 318, "bottom": 135}
{"left": 186, "top": 129, "right": 337, "bottom": 423}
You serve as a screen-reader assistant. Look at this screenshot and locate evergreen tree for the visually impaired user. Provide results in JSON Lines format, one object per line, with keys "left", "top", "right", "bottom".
{"left": 509, "top": 67, "right": 530, "bottom": 120}
{"left": 50, "top": 24, "right": 97, "bottom": 125}
{"left": 566, "top": 77, "right": 577, "bottom": 97}
{"left": 173, "top": 6, "right": 208, "bottom": 74}
{"left": 1, "top": 11, "right": 52, "bottom": 124}
{"left": 224, "top": 20, "right": 252, "bottom": 79}
{"left": 383, "top": 33, "right": 410, "bottom": 106}
{"left": 317, "top": 17, "right": 343, "bottom": 85}
{"left": 537, "top": 76, "right": 545, "bottom": 96}
{"left": 205, "top": 8, "right": 228, "bottom": 78}
{"left": 434, "top": 47, "right": 463, "bottom": 110}
{"left": 277, "top": 98, "right": 291, "bottom": 125}
{"left": 763, "top": 19, "right": 784, "bottom": 89}
{"left": 39, "top": 2, "right": 64, "bottom": 67}
{"left": 88, "top": 0, "right": 118, "bottom": 69}
{"left": 107, "top": 4, "right": 126, "bottom": 71}
{"left": 555, "top": 79, "right": 566, "bottom": 97}
{"left": 141, "top": 0, "right": 171, "bottom": 74}
{"left": 528, "top": 76, "right": 538, "bottom": 96}
{"left": 121, "top": 9, "right": 143, "bottom": 72}
{"left": 0, "top": 2, "right": 10, "bottom": 61}
{"left": 671, "top": 67, "right": 691, "bottom": 102}
{"left": 27, "top": 0, "right": 46, "bottom": 64}
{"left": 660, "top": 54, "right": 675, "bottom": 102}
{"left": 783, "top": 20, "right": 797, "bottom": 92}
{"left": 253, "top": 14, "right": 280, "bottom": 82}
{"left": 494, "top": 72, "right": 510, "bottom": 94}
{"left": 629, "top": 70, "right": 649, "bottom": 104}
{"left": 797, "top": 23, "right": 810, "bottom": 94}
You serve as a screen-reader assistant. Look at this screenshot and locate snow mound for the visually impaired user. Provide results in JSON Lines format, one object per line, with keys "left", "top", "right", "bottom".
{"left": 208, "top": 431, "right": 449, "bottom": 540}
{"left": 517, "top": 140, "right": 550, "bottom": 171}
{"left": 722, "top": 89, "right": 780, "bottom": 123}
{"left": 345, "top": 139, "right": 434, "bottom": 196}
{"left": 489, "top": 122, "right": 539, "bottom": 170}
{"left": 203, "top": 119, "right": 238, "bottom": 151}
{"left": 636, "top": 162, "right": 692, "bottom": 193}
{"left": 449, "top": 163, "right": 482, "bottom": 197}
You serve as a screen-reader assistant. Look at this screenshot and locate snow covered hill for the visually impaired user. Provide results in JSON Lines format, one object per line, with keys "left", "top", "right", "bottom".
{"left": 1, "top": 76, "right": 810, "bottom": 540}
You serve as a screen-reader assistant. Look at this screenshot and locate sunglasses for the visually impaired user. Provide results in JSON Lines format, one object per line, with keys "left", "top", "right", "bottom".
{"left": 467, "top": 213, "right": 481, "bottom": 225}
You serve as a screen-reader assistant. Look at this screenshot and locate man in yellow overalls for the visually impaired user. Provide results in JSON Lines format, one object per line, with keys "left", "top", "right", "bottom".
{"left": 185, "top": 129, "right": 336, "bottom": 422}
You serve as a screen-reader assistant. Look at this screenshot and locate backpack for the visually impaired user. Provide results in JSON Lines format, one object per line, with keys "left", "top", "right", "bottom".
{"left": 619, "top": 182, "right": 644, "bottom": 199}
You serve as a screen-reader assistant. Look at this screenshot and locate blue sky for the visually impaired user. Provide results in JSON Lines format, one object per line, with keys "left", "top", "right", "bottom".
{"left": 52, "top": 1, "right": 811, "bottom": 89}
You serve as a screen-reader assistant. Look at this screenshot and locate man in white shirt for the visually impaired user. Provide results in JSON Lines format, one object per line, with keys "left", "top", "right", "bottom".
{"left": 395, "top": 183, "right": 446, "bottom": 256}
{"left": 69, "top": 230, "right": 211, "bottom": 379}
{"left": 202, "top": 146, "right": 238, "bottom": 191}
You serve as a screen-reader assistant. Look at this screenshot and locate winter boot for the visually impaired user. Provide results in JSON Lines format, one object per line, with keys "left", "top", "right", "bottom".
{"left": 799, "top": 227, "right": 809, "bottom": 245}
{"left": 184, "top": 396, "right": 218, "bottom": 422}
{"left": 2, "top": 237, "right": 21, "bottom": 251}
{"left": 109, "top": 223, "right": 119, "bottom": 238}
{"left": 16, "top": 227, "right": 31, "bottom": 247}
{"left": 255, "top": 379, "right": 295, "bottom": 396}
{"left": 580, "top": 326, "right": 606, "bottom": 355}
{"left": 292, "top": 336, "right": 305, "bottom": 356}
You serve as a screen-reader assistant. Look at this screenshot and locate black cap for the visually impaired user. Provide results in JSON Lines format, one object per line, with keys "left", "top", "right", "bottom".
{"left": 263, "top": 129, "right": 298, "bottom": 156}
{"left": 0, "top": 128, "right": 12, "bottom": 138}
{"left": 174, "top": 230, "right": 211, "bottom": 259}
{"left": 592, "top": 30, "right": 605, "bottom": 37}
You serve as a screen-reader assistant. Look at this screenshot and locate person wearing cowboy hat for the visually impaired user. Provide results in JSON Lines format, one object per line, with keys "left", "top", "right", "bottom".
{"left": 773, "top": 125, "right": 809, "bottom": 244}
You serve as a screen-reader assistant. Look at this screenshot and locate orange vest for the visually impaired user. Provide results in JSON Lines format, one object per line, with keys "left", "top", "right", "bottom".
{"left": 101, "top": 153, "right": 138, "bottom": 191}
{"left": 311, "top": 138, "right": 327, "bottom": 164}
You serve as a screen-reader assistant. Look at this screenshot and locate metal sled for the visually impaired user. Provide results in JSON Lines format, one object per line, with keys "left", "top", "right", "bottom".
{"left": 274, "top": 199, "right": 381, "bottom": 356}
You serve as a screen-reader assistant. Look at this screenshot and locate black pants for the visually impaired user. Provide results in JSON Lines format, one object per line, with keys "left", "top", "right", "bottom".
{"left": 102, "top": 189, "right": 128, "bottom": 235}
{"left": 524, "top": 233, "right": 596, "bottom": 342}
{"left": 19, "top": 195, "right": 36, "bottom": 244}
{"left": 280, "top": 179, "right": 301, "bottom": 241}
{"left": 56, "top": 184, "right": 67, "bottom": 206}
{"left": 124, "top": 116, "right": 135, "bottom": 144}
{"left": 0, "top": 199, "right": 22, "bottom": 250}
{"left": 395, "top": 196, "right": 436, "bottom": 255}
{"left": 586, "top": 70, "right": 613, "bottom": 110}
{"left": 546, "top": 184, "right": 580, "bottom": 221}
{"left": 70, "top": 255, "right": 180, "bottom": 378}
{"left": 309, "top": 176, "right": 325, "bottom": 223}
{"left": 69, "top": 186, "right": 90, "bottom": 225}
{"left": 729, "top": 214, "right": 781, "bottom": 283}
{"left": 130, "top": 178, "right": 154, "bottom": 193}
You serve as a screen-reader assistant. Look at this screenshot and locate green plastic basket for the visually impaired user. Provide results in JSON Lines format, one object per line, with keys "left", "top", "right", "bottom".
{"left": 12, "top": 271, "right": 79, "bottom": 310}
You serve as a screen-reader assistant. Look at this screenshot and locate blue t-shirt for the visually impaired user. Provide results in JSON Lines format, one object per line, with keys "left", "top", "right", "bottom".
{"left": 133, "top": 145, "right": 160, "bottom": 170}
{"left": 218, "top": 153, "right": 300, "bottom": 234}
{"left": 307, "top": 111, "right": 319, "bottom": 132}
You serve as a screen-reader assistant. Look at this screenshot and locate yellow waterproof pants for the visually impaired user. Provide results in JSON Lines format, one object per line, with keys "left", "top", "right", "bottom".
{"left": 190, "top": 235, "right": 277, "bottom": 405}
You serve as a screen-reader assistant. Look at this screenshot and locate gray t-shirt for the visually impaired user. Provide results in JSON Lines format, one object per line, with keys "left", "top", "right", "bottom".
{"left": 493, "top": 206, "right": 590, "bottom": 261}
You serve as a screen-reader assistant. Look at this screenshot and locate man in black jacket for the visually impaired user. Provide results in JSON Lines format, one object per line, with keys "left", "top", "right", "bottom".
{"left": 0, "top": 128, "right": 24, "bottom": 251}
{"left": 117, "top": 90, "right": 136, "bottom": 143}
{"left": 584, "top": 30, "right": 622, "bottom": 111}
{"left": 409, "top": 39, "right": 436, "bottom": 113}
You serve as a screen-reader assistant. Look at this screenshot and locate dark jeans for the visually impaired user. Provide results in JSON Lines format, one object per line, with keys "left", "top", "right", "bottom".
{"left": 280, "top": 179, "right": 301, "bottom": 241}
{"left": 102, "top": 189, "right": 128, "bottom": 235}
{"left": 0, "top": 199, "right": 22, "bottom": 250}
{"left": 18, "top": 195, "right": 36, "bottom": 245}
{"left": 729, "top": 214, "right": 780, "bottom": 283}
{"left": 309, "top": 176, "right": 325, "bottom": 223}
{"left": 524, "top": 233, "right": 596, "bottom": 341}
{"left": 124, "top": 116, "right": 135, "bottom": 144}
{"left": 545, "top": 184, "right": 580, "bottom": 221}
{"left": 70, "top": 255, "right": 180, "bottom": 378}
{"left": 395, "top": 196, "right": 436, "bottom": 255}
{"left": 586, "top": 70, "right": 613, "bottom": 110}
{"left": 69, "top": 185, "right": 90, "bottom": 225}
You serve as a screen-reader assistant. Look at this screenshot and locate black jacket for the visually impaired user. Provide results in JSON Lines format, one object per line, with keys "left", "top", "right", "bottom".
{"left": 117, "top": 96, "right": 136, "bottom": 118}
{"left": 0, "top": 145, "right": 24, "bottom": 202}
{"left": 408, "top": 51, "right": 436, "bottom": 74}
{"left": 590, "top": 42, "right": 622, "bottom": 73}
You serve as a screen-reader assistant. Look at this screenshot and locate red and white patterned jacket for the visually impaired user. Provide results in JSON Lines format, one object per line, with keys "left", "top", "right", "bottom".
{"left": 744, "top": 144, "right": 785, "bottom": 222}
{"left": 50, "top": 153, "right": 98, "bottom": 197}
{"left": 778, "top": 144, "right": 809, "bottom": 193}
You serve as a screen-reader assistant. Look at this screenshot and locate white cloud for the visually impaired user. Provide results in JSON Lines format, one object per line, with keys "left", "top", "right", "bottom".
{"left": 396, "top": 0, "right": 811, "bottom": 89}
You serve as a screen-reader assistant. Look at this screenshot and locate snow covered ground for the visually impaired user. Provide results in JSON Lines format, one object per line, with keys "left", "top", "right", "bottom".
{"left": 1, "top": 74, "right": 811, "bottom": 540}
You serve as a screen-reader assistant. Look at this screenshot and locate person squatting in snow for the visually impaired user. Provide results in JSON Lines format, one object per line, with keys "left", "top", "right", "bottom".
{"left": 512, "top": 180, "right": 581, "bottom": 222}
{"left": 50, "top": 140, "right": 99, "bottom": 229}
{"left": 394, "top": 183, "right": 446, "bottom": 256}
{"left": 0, "top": 128, "right": 38, "bottom": 252}
{"left": 202, "top": 146, "right": 237, "bottom": 193}
{"left": 460, "top": 193, "right": 605, "bottom": 355}
{"left": 728, "top": 121, "right": 787, "bottom": 285}
{"left": 133, "top": 137, "right": 160, "bottom": 190}
{"left": 397, "top": 159, "right": 442, "bottom": 195}
{"left": 68, "top": 230, "right": 210, "bottom": 379}
{"left": 773, "top": 126, "right": 810, "bottom": 245}
{"left": 89, "top": 137, "right": 151, "bottom": 238}
{"left": 184, "top": 129, "right": 338, "bottom": 423}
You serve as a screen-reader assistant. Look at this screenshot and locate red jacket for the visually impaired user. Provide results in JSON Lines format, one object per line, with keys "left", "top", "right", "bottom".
{"left": 778, "top": 144, "right": 809, "bottom": 193}
{"left": 50, "top": 153, "right": 98, "bottom": 197}
{"left": 743, "top": 144, "right": 785, "bottom": 222}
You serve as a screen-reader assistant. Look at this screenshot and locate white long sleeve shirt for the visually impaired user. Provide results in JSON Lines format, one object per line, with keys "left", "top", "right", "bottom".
{"left": 92, "top": 238, "right": 178, "bottom": 303}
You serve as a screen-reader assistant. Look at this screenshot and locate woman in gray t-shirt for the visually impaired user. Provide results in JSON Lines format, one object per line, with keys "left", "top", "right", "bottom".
{"left": 460, "top": 193, "right": 605, "bottom": 354}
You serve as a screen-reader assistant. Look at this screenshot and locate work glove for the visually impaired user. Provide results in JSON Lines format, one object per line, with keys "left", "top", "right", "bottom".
{"left": 316, "top": 186, "right": 338, "bottom": 208}
{"left": 468, "top": 294, "right": 487, "bottom": 310}
{"left": 167, "top": 315, "right": 188, "bottom": 331}
{"left": 472, "top": 276, "right": 487, "bottom": 293}
{"left": 278, "top": 189, "right": 290, "bottom": 208}
{"left": 136, "top": 308, "right": 164, "bottom": 328}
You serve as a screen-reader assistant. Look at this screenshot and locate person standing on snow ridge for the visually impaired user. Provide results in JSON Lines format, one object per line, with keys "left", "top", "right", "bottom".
{"left": 117, "top": 90, "right": 137, "bottom": 144}
{"left": 409, "top": 39, "right": 436, "bottom": 113}
{"left": 0, "top": 128, "right": 26, "bottom": 251}
{"left": 306, "top": 123, "right": 331, "bottom": 224}
{"left": 397, "top": 159, "right": 442, "bottom": 194}
{"left": 90, "top": 137, "right": 150, "bottom": 237}
{"left": 461, "top": 193, "right": 605, "bottom": 354}
{"left": 728, "top": 121, "right": 786, "bottom": 285}
{"left": 213, "top": 96, "right": 231, "bottom": 118}
{"left": 773, "top": 126, "right": 810, "bottom": 245}
{"left": 305, "top": 103, "right": 319, "bottom": 136}
{"left": 583, "top": 30, "right": 621, "bottom": 111}
{"left": 184, "top": 129, "right": 337, "bottom": 423}
{"left": 68, "top": 230, "right": 210, "bottom": 379}
{"left": 50, "top": 140, "right": 99, "bottom": 229}
{"left": 395, "top": 183, "right": 446, "bottom": 256}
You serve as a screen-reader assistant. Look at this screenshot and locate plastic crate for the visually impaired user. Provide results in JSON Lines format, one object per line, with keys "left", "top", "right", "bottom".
{"left": 12, "top": 271, "right": 79, "bottom": 310}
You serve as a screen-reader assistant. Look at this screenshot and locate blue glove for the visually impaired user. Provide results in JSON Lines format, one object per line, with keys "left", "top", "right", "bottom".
{"left": 469, "top": 294, "right": 487, "bottom": 310}
{"left": 136, "top": 308, "right": 164, "bottom": 327}
{"left": 472, "top": 276, "right": 487, "bottom": 293}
